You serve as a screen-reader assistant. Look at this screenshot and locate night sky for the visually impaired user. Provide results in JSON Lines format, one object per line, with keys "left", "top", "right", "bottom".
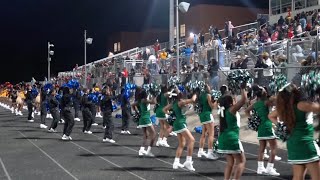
{"left": 0, "top": 0, "right": 267, "bottom": 83}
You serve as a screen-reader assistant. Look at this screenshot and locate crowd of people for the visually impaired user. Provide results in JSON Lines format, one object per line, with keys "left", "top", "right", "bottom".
{"left": 1, "top": 67, "right": 320, "bottom": 179}
{"left": 3, "top": 7, "right": 320, "bottom": 179}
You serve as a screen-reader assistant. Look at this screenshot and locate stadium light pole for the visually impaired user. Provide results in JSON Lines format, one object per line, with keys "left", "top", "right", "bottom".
{"left": 169, "top": 0, "right": 174, "bottom": 48}
{"left": 47, "top": 42, "right": 54, "bottom": 82}
{"left": 176, "top": 1, "right": 190, "bottom": 77}
{"left": 84, "top": 30, "right": 93, "bottom": 88}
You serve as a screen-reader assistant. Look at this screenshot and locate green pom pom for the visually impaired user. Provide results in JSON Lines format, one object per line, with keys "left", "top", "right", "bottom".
{"left": 227, "top": 70, "right": 253, "bottom": 92}
{"left": 149, "top": 83, "right": 160, "bottom": 96}
{"left": 301, "top": 70, "right": 320, "bottom": 97}
{"left": 186, "top": 80, "right": 206, "bottom": 92}
{"left": 168, "top": 76, "right": 181, "bottom": 87}
{"left": 269, "top": 74, "right": 287, "bottom": 94}
{"left": 211, "top": 90, "right": 222, "bottom": 100}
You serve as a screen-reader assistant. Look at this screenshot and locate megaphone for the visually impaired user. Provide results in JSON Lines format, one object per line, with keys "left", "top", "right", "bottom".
{"left": 178, "top": 2, "right": 190, "bottom": 13}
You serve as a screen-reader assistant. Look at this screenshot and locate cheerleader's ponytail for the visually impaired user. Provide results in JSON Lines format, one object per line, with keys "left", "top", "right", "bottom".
{"left": 218, "top": 95, "right": 233, "bottom": 133}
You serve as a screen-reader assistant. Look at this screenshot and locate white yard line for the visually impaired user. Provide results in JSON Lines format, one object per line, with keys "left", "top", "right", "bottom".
{"left": 18, "top": 131, "right": 79, "bottom": 180}
{"left": 0, "top": 158, "right": 12, "bottom": 180}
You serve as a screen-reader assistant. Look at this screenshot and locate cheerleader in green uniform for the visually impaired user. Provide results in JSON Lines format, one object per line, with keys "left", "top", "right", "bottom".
{"left": 163, "top": 89, "right": 197, "bottom": 171}
{"left": 269, "top": 83, "right": 320, "bottom": 180}
{"left": 155, "top": 85, "right": 171, "bottom": 147}
{"left": 245, "top": 85, "right": 280, "bottom": 176}
{"left": 197, "top": 84, "right": 219, "bottom": 160}
{"left": 132, "top": 89, "right": 157, "bottom": 157}
{"left": 217, "top": 84, "right": 247, "bottom": 180}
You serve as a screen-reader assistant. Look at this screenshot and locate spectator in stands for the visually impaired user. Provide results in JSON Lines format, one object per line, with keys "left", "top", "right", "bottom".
{"left": 209, "top": 25, "right": 214, "bottom": 37}
{"left": 184, "top": 45, "right": 193, "bottom": 67}
{"left": 278, "top": 16, "right": 285, "bottom": 26}
{"left": 276, "top": 55, "right": 288, "bottom": 75}
{"left": 227, "top": 21, "right": 234, "bottom": 37}
{"left": 112, "top": 79, "right": 118, "bottom": 96}
{"left": 262, "top": 52, "right": 274, "bottom": 87}
{"left": 292, "top": 44, "right": 305, "bottom": 62}
{"left": 312, "top": 9, "right": 318, "bottom": 26}
{"left": 159, "top": 50, "right": 167, "bottom": 68}
{"left": 200, "top": 30, "right": 205, "bottom": 47}
{"left": 236, "top": 36, "right": 244, "bottom": 48}
{"left": 143, "top": 68, "right": 150, "bottom": 84}
{"left": 192, "top": 62, "right": 199, "bottom": 73}
{"left": 254, "top": 54, "right": 268, "bottom": 85}
{"left": 230, "top": 55, "right": 246, "bottom": 70}
{"left": 154, "top": 40, "right": 160, "bottom": 55}
{"left": 225, "top": 37, "right": 233, "bottom": 51}
{"left": 221, "top": 39, "right": 226, "bottom": 49}
{"left": 208, "top": 58, "right": 219, "bottom": 90}
{"left": 193, "top": 34, "right": 198, "bottom": 52}
{"left": 295, "top": 22, "right": 303, "bottom": 35}
{"left": 287, "top": 26, "right": 294, "bottom": 39}
{"left": 224, "top": 21, "right": 229, "bottom": 37}
{"left": 300, "top": 12, "right": 307, "bottom": 30}
{"left": 129, "top": 68, "right": 135, "bottom": 84}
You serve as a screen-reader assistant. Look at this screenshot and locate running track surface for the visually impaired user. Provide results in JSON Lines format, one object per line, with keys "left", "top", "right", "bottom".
{"left": 0, "top": 108, "right": 304, "bottom": 180}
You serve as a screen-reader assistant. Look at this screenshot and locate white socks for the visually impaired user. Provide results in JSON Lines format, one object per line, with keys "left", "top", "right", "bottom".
{"left": 208, "top": 149, "right": 213, "bottom": 154}
{"left": 174, "top": 157, "right": 180, "bottom": 163}
{"left": 186, "top": 156, "right": 192, "bottom": 162}
{"left": 147, "top": 146, "right": 151, "bottom": 153}
{"left": 258, "top": 161, "right": 264, "bottom": 168}
{"left": 266, "top": 163, "right": 274, "bottom": 170}
{"left": 199, "top": 148, "right": 204, "bottom": 152}
{"left": 140, "top": 147, "right": 145, "bottom": 151}
{"left": 163, "top": 137, "right": 167, "bottom": 142}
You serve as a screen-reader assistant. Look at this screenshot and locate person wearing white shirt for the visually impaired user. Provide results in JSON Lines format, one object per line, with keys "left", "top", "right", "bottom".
{"left": 263, "top": 57, "right": 273, "bottom": 77}
{"left": 292, "top": 45, "right": 304, "bottom": 62}
{"left": 261, "top": 52, "right": 274, "bottom": 88}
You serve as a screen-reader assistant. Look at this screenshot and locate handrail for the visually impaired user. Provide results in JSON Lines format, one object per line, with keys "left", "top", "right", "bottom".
{"left": 77, "top": 47, "right": 139, "bottom": 69}
{"left": 218, "top": 22, "right": 258, "bottom": 33}
{"left": 236, "top": 28, "right": 257, "bottom": 38}
{"left": 259, "top": 22, "right": 268, "bottom": 29}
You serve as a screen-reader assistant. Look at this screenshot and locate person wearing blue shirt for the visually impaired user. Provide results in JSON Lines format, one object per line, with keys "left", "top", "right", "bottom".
{"left": 121, "top": 88, "right": 131, "bottom": 134}
{"left": 184, "top": 45, "right": 193, "bottom": 66}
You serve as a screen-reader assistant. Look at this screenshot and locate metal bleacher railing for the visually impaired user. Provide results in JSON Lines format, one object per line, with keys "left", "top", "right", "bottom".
{"left": 57, "top": 21, "right": 260, "bottom": 77}
{"left": 56, "top": 20, "right": 320, "bottom": 90}
{"left": 112, "top": 65, "right": 320, "bottom": 94}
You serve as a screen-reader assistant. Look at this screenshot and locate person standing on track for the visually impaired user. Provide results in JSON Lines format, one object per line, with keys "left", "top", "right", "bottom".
{"left": 9, "top": 89, "right": 18, "bottom": 114}
{"left": 25, "top": 85, "right": 34, "bottom": 123}
{"left": 269, "top": 83, "right": 320, "bottom": 180}
{"left": 163, "top": 88, "right": 197, "bottom": 171}
{"left": 91, "top": 88, "right": 98, "bottom": 126}
{"left": 101, "top": 86, "right": 116, "bottom": 143}
{"left": 39, "top": 87, "right": 48, "bottom": 129}
{"left": 61, "top": 87, "right": 75, "bottom": 141}
{"left": 155, "top": 85, "right": 170, "bottom": 147}
{"left": 245, "top": 85, "right": 280, "bottom": 176}
{"left": 132, "top": 89, "right": 156, "bottom": 157}
{"left": 81, "top": 88, "right": 93, "bottom": 134}
{"left": 73, "top": 87, "right": 81, "bottom": 122}
{"left": 48, "top": 89, "right": 60, "bottom": 133}
{"left": 120, "top": 88, "right": 131, "bottom": 134}
{"left": 217, "top": 83, "right": 247, "bottom": 180}
{"left": 197, "top": 85, "right": 219, "bottom": 160}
